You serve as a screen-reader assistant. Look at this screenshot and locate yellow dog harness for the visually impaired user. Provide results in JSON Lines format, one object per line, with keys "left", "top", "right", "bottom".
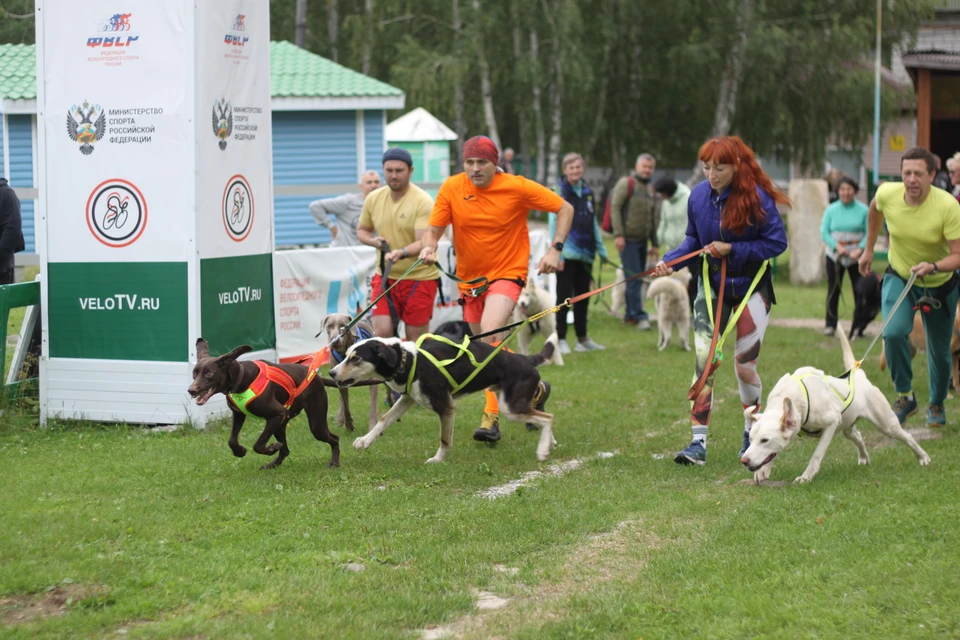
{"left": 791, "top": 370, "right": 855, "bottom": 437}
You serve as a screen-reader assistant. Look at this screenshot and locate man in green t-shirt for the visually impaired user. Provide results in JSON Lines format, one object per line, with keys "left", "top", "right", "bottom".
{"left": 859, "top": 147, "right": 960, "bottom": 427}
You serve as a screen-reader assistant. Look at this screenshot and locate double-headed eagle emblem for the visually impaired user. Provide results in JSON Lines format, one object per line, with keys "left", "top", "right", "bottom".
{"left": 212, "top": 98, "right": 233, "bottom": 150}
{"left": 66, "top": 101, "right": 106, "bottom": 155}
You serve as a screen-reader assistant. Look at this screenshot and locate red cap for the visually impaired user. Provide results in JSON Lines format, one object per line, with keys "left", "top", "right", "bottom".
{"left": 463, "top": 136, "right": 499, "bottom": 165}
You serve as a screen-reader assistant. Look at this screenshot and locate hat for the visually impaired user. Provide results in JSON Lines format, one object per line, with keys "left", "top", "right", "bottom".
{"left": 463, "top": 136, "right": 499, "bottom": 165}
{"left": 382, "top": 147, "right": 413, "bottom": 167}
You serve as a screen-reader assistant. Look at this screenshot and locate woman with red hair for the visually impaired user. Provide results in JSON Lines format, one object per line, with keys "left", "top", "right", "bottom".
{"left": 652, "top": 136, "right": 789, "bottom": 466}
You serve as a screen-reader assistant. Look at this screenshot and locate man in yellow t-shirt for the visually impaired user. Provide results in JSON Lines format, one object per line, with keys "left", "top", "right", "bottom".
{"left": 859, "top": 147, "right": 960, "bottom": 428}
{"left": 357, "top": 148, "right": 440, "bottom": 341}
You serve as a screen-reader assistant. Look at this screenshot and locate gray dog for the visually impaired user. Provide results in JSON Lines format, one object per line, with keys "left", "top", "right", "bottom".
{"left": 319, "top": 313, "right": 380, "bottom": 432}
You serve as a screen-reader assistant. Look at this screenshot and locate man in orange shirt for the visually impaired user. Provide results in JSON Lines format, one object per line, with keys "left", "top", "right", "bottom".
{"left": 419, "top": 136, "right": 574, "bottom": 442}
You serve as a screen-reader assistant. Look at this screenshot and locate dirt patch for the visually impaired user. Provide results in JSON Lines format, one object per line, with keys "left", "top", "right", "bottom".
{"left": 419, "top": 520, "right": 663, "bottom": 639}
{"left": 0, "top": 584, "right": 109, "bottom": 627}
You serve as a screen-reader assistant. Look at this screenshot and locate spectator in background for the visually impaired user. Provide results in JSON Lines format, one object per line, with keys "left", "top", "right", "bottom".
{"left": 933, "top": 154, "right": 952, "bottom": 192}
{"left": 0, "top": 177, "right": 25, "bottom": 285}
{"left": 655, "top": 176, "right": 695, "bottom": 308}
{"left": 820, "top": 176, "right": 867, "bottom": 336}
{"left": 499, "top": 147, "right": 517, "bottom": 175}
{"left": 609, "top": 153, "right": 660, "bottom": 330}
{"left": 948, "top": 152, "right": 960, "bottom": 203}
{"left": 825, "top": 167, "right": 844, "bottom": 203}
{"left": 310, "top": 170, "right": 382, "bottom": 247}
{"left": 552, "top": 152, "right": 609, "bottom": 354}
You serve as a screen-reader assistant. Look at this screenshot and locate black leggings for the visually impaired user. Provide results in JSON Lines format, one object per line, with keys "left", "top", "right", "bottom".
{"left": 555, "top": 259, "right": 593, "bottom": 340}
{"left": 825, "top": 255, "right": 861, "bottom": 328}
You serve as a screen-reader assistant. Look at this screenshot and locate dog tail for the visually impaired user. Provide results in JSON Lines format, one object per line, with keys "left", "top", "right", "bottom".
{"left": 528, "top": 332, "right": 559, "bottom": 368}
{"left": 836, "top": 322, "right": 857, "bottom": 370}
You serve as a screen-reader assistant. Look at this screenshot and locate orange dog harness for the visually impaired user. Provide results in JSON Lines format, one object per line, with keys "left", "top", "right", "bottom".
{"left": 227, "top": 350, "right": 327, "bottom": 417}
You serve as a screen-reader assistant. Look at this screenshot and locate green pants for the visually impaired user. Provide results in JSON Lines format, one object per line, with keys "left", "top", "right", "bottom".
{"left": 881, "top": 273, "right": 959, "bottom": 405}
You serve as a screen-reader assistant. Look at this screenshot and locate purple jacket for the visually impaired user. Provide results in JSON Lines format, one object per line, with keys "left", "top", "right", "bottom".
{"left": 663, "top": 181, "right": 787, "bottom": 298}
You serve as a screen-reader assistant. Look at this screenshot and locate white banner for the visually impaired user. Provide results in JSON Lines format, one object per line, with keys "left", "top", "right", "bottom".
{"left": 273, "top": 231, "right": 552, "bottom": 361}
{"left": 195, "top": 1, "right": 273, "bottom": 257}
{"left": 40, "top": 1, "right": 192, "bottom": 262}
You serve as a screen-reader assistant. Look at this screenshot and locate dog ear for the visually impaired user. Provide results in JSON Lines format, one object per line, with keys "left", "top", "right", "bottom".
{"left": 375, "top": 342, "right": 399, "bottom": 368}
{"left": 196, "top": 338, "right": 210, "bottom": 359}
{"left": 217, "top": 345, "right": 253, "bottom": 365}
{"left": 780, "top": 397, "right": 798, "bottom": 432}
{"left": 316, "top": 314, "right": 333, "bottom": 339}
{"left": 744, "top": 405, "right": 761, "bottom": 422}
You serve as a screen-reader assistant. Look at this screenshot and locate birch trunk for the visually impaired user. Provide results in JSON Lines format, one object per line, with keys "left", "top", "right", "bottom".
{"left": 453, "top": 0, "right": 466, "bottom": 166}
{"left": 543, "top": 0, "right": 563, "bottom": 189}
{"left": 326, "top": 0, "right": 339, "bottom": 62}
{"left": 471, "top": 0, "right": 500, "bottom": 149}
{"left": 530, "top": 28, "right": 546, "bottom": 184}
{"left": 687, "top": 0, "right": 754, "bottom": 185}
{"left": 511, "top": 3, "right": 530, "bottom": 175}
{"left": 361, "top": 0, "right": 373, "bottom": 75}
{"left": 294, "top": 0, "right": 308, "bottom": 48}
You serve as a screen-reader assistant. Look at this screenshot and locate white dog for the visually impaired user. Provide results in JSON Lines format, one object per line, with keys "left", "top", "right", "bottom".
{"left": 609, "top": 268, "right": 626, "bottom": 317}
{"left": 741, "top": 323, "right": 931, "bottom": 484}
{"left": 645, "top": 268, "right": 692, "bottom": 350}
{"left": 513, "top": 279, "right": 564, "bottom": 365}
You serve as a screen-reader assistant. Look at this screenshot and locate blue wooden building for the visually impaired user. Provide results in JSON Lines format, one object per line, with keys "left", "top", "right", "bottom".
{"left": 0, "top": 41, "right": 405, "bottom": 254}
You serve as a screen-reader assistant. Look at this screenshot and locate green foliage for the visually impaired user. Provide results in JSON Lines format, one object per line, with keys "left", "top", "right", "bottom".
{"left": 0, "top": 0, "right": 937, "bottom": 171}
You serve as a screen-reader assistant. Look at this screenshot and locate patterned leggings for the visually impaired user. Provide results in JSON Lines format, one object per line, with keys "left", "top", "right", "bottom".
{"left": 689, "top": 280, "right": 771, "bottom": 440}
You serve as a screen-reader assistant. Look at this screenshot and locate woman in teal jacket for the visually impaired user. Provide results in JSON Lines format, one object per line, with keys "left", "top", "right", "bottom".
{"left": 820, "top": 176, "right": 868, "bottom": 336}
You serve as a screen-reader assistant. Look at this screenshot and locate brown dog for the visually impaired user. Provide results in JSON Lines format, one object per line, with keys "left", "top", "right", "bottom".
{"left": 319, "top": 313, "right": 380, "bottom": 431}
{"left": 188, "top": 338, "right": 339, "bottom": 469}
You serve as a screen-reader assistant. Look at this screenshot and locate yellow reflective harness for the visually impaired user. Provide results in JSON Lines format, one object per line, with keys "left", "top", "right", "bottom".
{"left": 791, "top": 370, "right": 856, "bottom": 438}
{"left": 405, "top": 304, "right": 564, "bottom": 396}
{"left": 702, "top": 256, "right": 769, "bottom": 365}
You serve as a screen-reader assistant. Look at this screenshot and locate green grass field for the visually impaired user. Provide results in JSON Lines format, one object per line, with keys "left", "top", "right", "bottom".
{"left": 1, "top": 272, "right": 956, "bottom": 638}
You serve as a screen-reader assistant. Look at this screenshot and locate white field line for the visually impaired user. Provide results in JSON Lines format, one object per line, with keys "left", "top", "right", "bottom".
{"left": 477, "top": 451, "right": 618, "bottom": 499}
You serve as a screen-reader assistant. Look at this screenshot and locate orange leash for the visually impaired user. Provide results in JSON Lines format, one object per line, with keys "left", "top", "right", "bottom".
{"left": 687, "top": 255, "right": 726, "bottom": 401}
{"left": 567, "top": 247, "right": 710, "bottom": 306}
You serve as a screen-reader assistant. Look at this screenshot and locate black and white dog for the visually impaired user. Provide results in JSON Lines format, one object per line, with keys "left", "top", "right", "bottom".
{"left": 329, "top": 333, "right": 559, "bottom": 463}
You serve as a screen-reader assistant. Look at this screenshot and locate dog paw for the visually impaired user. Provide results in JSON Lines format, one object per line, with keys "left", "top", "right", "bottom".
{"left": 683, "top": 345, "right": 691, "bottom": 351}
{"left": 919, "top": 454, "right": 932, "bottom": 466}
{"left": 858, "top": 456, "right": 870, "bottom": 466}
{"left": 353, "top": 437, "right": 371, "bottom": 450}
{"left": 753, "top": 469, "right": 770, "bottom": 483}
{"left": 230, "top": 446, "right": 247, "bottom": 458}
{"left": 425, "top": 456, "right": 444, "bottom": 464}
{"left": 343, "top": 419, "right": 355, "bottom": 433}
{"left": 794, "top": 475, "right": 812, "bottom": 484}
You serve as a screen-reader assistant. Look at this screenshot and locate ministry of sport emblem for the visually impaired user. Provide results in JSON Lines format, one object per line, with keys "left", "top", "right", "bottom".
{"left": 222, "top": 175, "right": 254, "bottom": 242}
{"left": 66, "top": 101, "right": 106, "bottom": 155}
{"left": 86, "top": 179, "right": 147, "bottom": 248}
{"left": 212, "top": 98, "right": 233, "bottom": 150}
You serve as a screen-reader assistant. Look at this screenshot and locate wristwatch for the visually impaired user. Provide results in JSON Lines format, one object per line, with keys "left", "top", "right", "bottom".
{"left": 552, "top": 241, "right": 564, "bottom": 252}
{"left": 932, "top": 262, "right": 940, "bottom": 274}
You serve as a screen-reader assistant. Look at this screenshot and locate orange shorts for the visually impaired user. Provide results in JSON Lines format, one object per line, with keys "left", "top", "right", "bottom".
{"left": 461, "top": 279, "right": 523, "bottom": 324}
{"left": 371, "top": 275, "right": 438, "bottom": 327}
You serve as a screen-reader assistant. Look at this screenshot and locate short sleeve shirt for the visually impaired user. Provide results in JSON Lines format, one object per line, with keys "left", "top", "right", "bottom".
{"left": 359, "top": 184, "right": 440, "bottom": 281}
{"left": 429, "top": 173, "right": 564, "bottom": 293}
{"left": 876, "top": 182, "right": 960, "bottom": 286}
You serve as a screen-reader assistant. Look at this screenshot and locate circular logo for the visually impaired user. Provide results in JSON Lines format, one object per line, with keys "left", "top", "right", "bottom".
{"left": 222, "top": 174, "right": 254, "bottom": 242}
{"left": 86, "top": 178, "right": 147, "bottom": 248}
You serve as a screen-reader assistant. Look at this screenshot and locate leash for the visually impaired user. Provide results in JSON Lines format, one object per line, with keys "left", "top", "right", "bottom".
{"left": 341, "top": 254, "right": 425, "bottom": 334}
{"left": 688, "top": 254, "right": 770, "bottom": 400}
{"left": 853, "top": 270, "right": 918, "bottom": 367}
{"left": 469, "top": 247, "right": 710, "bottom": 342}
{"left": 689, "top": 256, "right": 726, "bottom": 400}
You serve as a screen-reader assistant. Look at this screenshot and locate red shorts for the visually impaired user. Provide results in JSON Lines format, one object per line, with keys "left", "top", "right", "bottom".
{"left": 461, "top": 279, "right": 523, "bottom": 324}
{"left": 371, "top": 275, "right": 438, "bottom": 327}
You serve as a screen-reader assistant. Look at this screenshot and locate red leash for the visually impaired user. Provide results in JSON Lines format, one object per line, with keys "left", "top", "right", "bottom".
{"left": 687, "top": 255, "right": 726, "bottom": 401}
